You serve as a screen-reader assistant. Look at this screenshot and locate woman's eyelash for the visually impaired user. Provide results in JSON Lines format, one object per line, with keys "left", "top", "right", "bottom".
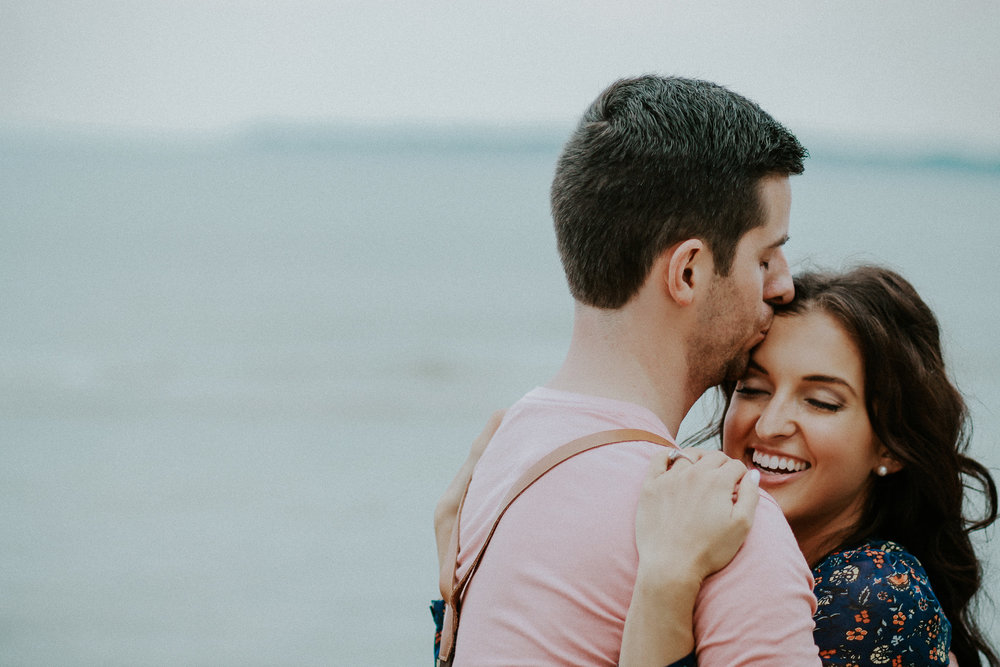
{"left": 807, "top": 399, "right": 841, "bottom": 412}
{"left": 735, "top": 387, "right": 841, "bottom": 412}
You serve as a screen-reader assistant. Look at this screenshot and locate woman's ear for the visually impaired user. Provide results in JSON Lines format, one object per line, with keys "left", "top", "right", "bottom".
{"left": 664, "top": 239, "right": 707, "bottom": 306}
{"left": 875, "top": 451, "right": 903, "bottom": 476}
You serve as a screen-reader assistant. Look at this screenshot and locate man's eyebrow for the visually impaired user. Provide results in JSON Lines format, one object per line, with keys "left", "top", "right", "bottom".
{"left": 767, "top": 235, "right": 790, "bottom": 250}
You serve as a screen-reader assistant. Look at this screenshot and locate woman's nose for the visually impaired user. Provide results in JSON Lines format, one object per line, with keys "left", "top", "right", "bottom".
{"left": 755, "top": 400, "right": 796, "bottom": 439}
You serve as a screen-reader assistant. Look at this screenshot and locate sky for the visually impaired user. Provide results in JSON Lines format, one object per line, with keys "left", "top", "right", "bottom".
{"left": 3, "top": 0, "right": 999, "bottom": 152}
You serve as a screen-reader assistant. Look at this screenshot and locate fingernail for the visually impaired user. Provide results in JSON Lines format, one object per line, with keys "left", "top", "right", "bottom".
{"left": 748, "top": 469, "right": 760, "bottom": 484}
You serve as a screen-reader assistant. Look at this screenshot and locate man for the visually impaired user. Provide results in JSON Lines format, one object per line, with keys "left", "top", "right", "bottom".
{"left": 439, "top": 75, "right": 821, "bottom": 665}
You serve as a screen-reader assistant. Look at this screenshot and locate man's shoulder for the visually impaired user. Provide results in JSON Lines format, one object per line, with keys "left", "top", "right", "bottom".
{"left": 693, "top": 485, "right": 821, "bottom": 665}
{"left": 748, "top": 488, "right": 800, "bottom": 541}
{"left": 717, "top": 488, "right": 808, "bottom": 577}
{"left": 485, "top": 390, "right": 673, "bottom": 468}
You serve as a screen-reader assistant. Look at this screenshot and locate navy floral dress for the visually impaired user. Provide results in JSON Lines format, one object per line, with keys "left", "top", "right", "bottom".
{"left": 811, "top": 540, "right": 950, "bottom": 665}
{"left": 661, "top": 540, "right": 950, "bottom": 667}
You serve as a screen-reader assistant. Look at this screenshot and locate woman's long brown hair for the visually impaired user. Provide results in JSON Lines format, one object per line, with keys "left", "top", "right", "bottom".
{"left": 700, "top": 266, "right": 998, "bottom": 666}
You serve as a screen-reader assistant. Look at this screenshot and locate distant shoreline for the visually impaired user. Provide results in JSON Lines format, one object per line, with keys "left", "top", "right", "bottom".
{"left": 2, "top": 122, "right": 998, "bottom": 173}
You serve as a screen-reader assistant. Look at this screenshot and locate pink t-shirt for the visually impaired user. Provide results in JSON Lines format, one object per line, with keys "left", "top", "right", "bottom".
{"left": 454, "top": 387, "right": 821, "bottom": 666}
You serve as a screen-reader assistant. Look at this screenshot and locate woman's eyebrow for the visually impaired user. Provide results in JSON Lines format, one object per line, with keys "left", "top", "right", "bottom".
{"left": 803, "top": 374, "right": 858, "bottom": 397}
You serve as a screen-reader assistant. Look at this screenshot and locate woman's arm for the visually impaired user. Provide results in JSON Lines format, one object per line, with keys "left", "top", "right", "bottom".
{"left": 620, "top": 449, "right": 759, "bottom": 667}
{"left": 434, "top": 410, "right": 505, "bottom": 571}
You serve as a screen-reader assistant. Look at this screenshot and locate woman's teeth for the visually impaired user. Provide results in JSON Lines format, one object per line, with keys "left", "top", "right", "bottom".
{"left": 751, "top": 450, "right": 809, "bottom": 474}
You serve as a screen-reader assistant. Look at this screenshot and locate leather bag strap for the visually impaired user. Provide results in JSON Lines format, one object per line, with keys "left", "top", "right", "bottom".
{"left": 437, "top": 428, "right": 675, "bottom": 663}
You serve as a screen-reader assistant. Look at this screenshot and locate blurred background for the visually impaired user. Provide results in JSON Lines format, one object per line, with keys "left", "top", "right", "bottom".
{"left": 2, "top": 1, "right": 999, "bottom": 664}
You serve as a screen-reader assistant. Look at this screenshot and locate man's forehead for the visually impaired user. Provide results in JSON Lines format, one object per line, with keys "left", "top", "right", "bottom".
{"left": 740, "top": 220, "right": 789, "bottom": 253}
{"left": 752, "top": 176, "right": 792, "bottom": 246}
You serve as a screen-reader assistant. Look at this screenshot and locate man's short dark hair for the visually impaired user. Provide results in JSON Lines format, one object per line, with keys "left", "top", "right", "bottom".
{"left": 551, "top": 75, "right": 807, "bottom": 309}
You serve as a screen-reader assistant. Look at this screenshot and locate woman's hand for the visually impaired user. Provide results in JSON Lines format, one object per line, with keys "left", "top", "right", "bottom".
{"left": 620, "top": 448, "right": 760, "bottom": 667}
{"left": 635, "top": 448, "right": 759, "bottom": 584}
{"left": 434, "top": 410, "right": 506, "bottom": 572}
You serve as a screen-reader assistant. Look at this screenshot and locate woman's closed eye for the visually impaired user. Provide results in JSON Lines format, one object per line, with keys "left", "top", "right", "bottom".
{"left": 734, "top": 384, "right": 769, "bottom": 397}
{"left": 806, "top": 397, "right": 842, "bottom": 413}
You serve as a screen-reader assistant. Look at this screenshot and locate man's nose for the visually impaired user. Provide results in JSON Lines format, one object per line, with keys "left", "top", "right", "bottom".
{"left": 764, "top": 251, "right": 793, "bottom": 305}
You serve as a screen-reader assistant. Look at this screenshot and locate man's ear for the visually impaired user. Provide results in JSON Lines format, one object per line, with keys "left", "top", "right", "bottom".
{"left": 664, "top": 239, "right": 708, "bottom": 306}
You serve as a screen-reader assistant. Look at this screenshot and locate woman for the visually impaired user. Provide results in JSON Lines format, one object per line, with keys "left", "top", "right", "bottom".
{"left": 624, "top": 266, "right": 998, "bottom": 666}
{"left": 435, "top": 265, "right": 998, "bottom": 666}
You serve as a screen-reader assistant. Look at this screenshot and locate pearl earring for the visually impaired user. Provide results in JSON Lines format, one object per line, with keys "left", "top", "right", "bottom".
{"left": 876, "top": 465, "right": 888, "bottom": 477}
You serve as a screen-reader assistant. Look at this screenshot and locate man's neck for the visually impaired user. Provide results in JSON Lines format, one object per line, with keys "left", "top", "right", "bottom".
{"left": 546, "top": 303, "right": 695, "bottom": 436}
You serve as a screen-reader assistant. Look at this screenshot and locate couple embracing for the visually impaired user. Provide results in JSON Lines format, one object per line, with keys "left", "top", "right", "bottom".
{"left": 433, "top": 76, "right": 998, "bottom": 666}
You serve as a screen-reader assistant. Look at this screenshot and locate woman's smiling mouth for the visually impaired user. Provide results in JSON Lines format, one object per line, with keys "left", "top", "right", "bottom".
{"left": 750, "top": 449, "right": 811, "bottom": 474}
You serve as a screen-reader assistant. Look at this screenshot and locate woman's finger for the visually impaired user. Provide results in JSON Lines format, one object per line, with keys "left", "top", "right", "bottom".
{"left": 731, "top": 468, "right": 760, "bottom": 526}
{"left": 645, "top": 448, "right": 672, "bottom": 482}
{"left": 666, "top": 447, "right": 694, "bottom": 468}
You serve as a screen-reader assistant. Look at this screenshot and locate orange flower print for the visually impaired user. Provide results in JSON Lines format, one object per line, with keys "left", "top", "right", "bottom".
{"left": 855, "top": 610, "right": 871, "bottom": 624}
{"left": 886, "top": 571, "right": 909, "bottom": 590}
{"left": 865, "top": 549, "right": 885, "bottom": 568}
{"left": 877, "top": 590, "right": 895, "bottom": 603}
{"left": 926, "top": 613, "right": 940, "bottom": 640}
{"left": 892, "top": 611, "right": 906, "bottom": 629}
{"left": 819, "top": 649, "right": 837, "bottom": 659}
{"left": 847, "top": 627, "right": 868, "bottom": 641}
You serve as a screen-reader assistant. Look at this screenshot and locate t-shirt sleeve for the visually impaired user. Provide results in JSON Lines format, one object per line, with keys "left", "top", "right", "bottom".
{"left": 691, "top": 493, "right": 821, "bottom": 665}
{"left": 811, "top": 545, "right": 952, "bottom": 665}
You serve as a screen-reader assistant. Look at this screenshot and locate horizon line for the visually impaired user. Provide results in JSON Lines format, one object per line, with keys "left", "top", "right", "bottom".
{"left": 1, "top": 120, "right": 997, "bottom": 172}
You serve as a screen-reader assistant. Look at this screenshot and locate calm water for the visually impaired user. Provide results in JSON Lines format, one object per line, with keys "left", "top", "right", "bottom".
{"left": 2, "top": 129, "right": 999, "bottom": 665}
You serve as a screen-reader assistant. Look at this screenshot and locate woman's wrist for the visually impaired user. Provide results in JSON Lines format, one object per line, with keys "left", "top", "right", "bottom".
{"left": 635, "top": 553, "right": 713, "bottom": 596}
{"left": 621, "top": 570, "right": 699, "bottom": 666}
